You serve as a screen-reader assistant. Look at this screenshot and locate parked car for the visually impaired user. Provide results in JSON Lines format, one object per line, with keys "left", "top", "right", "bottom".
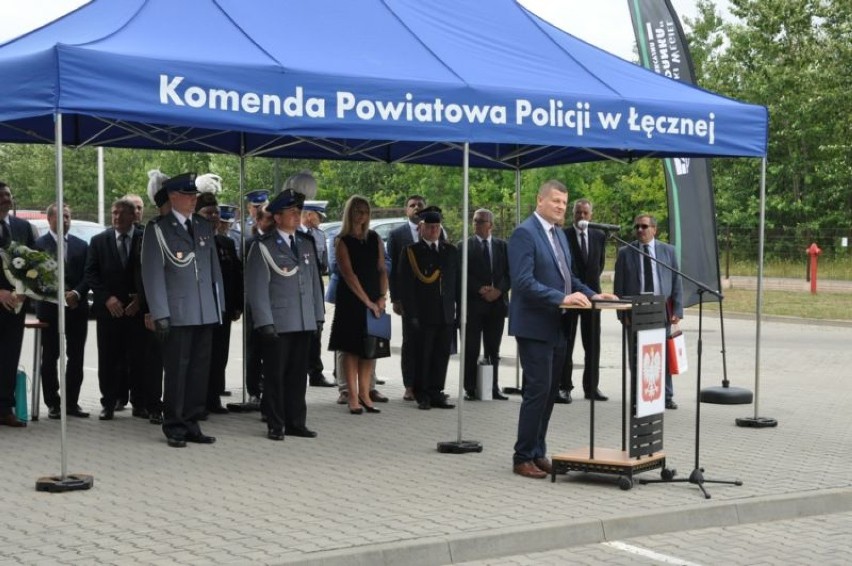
{"left": 319, "top": 217, "right": 408, "bottom": 270}
{"left": 28, "top": 218, "right": 107, "bottom": 245}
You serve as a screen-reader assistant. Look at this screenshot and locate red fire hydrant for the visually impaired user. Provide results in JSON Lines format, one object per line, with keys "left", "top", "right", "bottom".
{"left": 807, "top": 243, "right": 822, "bottom": 294}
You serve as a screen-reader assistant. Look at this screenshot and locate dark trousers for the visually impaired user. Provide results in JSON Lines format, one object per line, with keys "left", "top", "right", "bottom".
{"left": 245, "top": 310, "right": 263, "bottom": 397}
{"left": 142, "top": 329, "right": 163, "bottom": 413}
{"left": 560, "top": 309, "right": 601, "bottom": 395}
{"left": 96, "top": 315, "right": 145, "bottom": 409}
{"left": 306, "top": 324, "right": 324, "bottom": 380}
{"left": 514, "top": 337, "right": 566, "bottom": 465}
{"left": 161, "top": 324, "right": 213, "bottom": 440}
{"left": 262, "top": 331, "right": 310, "bottom": 433}
{"left": 463, "top": 303, "right": 505, "bottom": 395}
{"left": 39, "top": 311, "right": 88, "bottom": 409}
{"left": 399, "top": 316, "right": 417, "bottom": 388}
{"left": 207, "top": 318, "right": 231, "bottom": 408}
{"left": 0, "top": 308, "right": 26, "bottom": 416}
{"left": 413, "top": 322, "right": 452, "bottom": 403}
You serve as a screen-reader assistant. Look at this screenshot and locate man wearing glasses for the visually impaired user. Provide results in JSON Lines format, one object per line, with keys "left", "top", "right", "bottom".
{"left": 613, "top": 213, "right": 683, "bottom": 410}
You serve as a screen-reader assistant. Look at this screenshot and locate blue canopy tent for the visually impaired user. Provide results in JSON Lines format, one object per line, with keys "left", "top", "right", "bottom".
{"left": 0, "top": 0, "right": 770, "bottom": 482}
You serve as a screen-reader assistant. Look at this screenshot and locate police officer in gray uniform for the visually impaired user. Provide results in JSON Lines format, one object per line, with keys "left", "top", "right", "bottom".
{"left": 245, "top": 189, "right": 324, "bottom": 441}
{"left": 141, "top": 173, "right": 224, "bottom": 448}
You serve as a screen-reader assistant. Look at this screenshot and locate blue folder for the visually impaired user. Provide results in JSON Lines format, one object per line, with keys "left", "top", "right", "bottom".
{"left": 366, "top": 309, "right": 392, "bottom": 340}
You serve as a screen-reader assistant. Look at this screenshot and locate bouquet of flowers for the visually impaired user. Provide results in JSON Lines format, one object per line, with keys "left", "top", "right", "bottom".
{"left": 0, "top": 240, "right": 61, "bottom": 313}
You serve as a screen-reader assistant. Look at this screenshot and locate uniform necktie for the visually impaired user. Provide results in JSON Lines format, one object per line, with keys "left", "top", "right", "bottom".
{"left": 118, "top": 233, "right": 129, "bottom": 267}
{"left": 580, "top": 231, "right": 588, "bottom": 262}
{"left": 184, "top": 218, "right": 194, "bottom": 239}
{"left": 643, "top": 244, "right": 654, "bottom": 293}
{"left": 549, "top": 227, "right": 571, "bottom": 294}
{"left": 289, "top": 234, "right": 298, "bottom": 255}
{"left": 0, "top": 220, "right": 9, "bottom": 247}
{"left": 482, "top": 239, "right": 492, "bottom": 284}
{"left": 431, "top": 242, "right": 438, "bottom": 252}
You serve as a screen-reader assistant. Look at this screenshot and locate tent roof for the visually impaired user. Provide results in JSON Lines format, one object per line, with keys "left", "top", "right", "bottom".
{"left": 0, "top": 0, "right": 767, "bottom": 168}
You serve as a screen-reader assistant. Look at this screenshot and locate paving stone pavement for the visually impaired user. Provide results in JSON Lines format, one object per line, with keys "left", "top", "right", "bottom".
{"left": 1, "top": 306, "right": 851, "bottom": 565}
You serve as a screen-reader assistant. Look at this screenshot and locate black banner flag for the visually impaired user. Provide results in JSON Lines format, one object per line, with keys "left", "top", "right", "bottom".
{"left": 628, "top": 0, "right": 721, "bottom": 305}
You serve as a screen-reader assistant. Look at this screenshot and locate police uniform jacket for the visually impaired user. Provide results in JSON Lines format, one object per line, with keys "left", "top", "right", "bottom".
{"left": 245, "top": 230, "right": 324, "bottom": 334}
{"left": 141, "top": 211, "right": 224, "bottom": 326}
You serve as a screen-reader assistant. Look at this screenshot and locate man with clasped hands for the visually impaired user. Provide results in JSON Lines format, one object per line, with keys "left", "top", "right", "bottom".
{"left": 508, "top": 180, "right": 617, "bottom": 479}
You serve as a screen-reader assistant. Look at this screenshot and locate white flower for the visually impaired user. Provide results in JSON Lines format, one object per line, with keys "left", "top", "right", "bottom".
{"left": 12, "top": 257, "right": 25, "bottom": 268}
{"left": 44, "top": 259, "right": 58, "bottom": 270}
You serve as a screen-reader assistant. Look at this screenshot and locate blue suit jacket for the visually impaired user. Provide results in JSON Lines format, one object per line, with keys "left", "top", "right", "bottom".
{"left": 508, "top": 215, "right": 594, "bottom": 345}
{"left": 34, "top": 232, "right": 89, "bottom": 319}
{"left": 613, "top": 238, "right": 684, "bottom": 321}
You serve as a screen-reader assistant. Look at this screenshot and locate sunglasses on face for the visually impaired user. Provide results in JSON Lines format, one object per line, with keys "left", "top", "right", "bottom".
{"left": 634, "top": 224, "right": 651, "bottom": 230}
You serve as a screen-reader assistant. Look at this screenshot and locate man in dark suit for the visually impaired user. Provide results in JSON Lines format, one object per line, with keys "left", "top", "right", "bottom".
{"left": 614, "top": 213, "right": 684, "bottom": 410}
{"left": 141, "top": 173, "right": 224, "bottom": 447}
{"left": 557, "top": 198, "right": 608, "bottom": 404}
{"left": 508, "top": 180, "right": 617, "bottom": 479}
{"left": 461, "top": 208, "right": 510, "bottom": 401}
{"left": 35, "top": 204, "right": 90, "bottom": 418}
{"left": 397, "top": 206, "right": 460, "bottom": 410}
{"left": 86, "top": 198, "right": 145, "bottom": 420}
{"left": 0, "top": 182, "right": 35, "bottom": 427}
{"left": 387, "top": 194, "right": 426, "bottom": 401}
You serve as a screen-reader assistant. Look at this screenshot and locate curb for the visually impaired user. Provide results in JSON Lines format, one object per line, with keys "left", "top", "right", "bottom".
{"left": 282, "top": 487, "right": 852, "bottom": 565}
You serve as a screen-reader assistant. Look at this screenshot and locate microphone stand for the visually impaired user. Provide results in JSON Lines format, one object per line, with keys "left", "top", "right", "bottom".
{"left": 606, "top": 231, "right": 742, "bottom": 499}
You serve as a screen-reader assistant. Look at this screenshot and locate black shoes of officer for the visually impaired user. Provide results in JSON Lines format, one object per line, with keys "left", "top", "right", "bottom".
{"left": 554, "top": 389, "right": 572, "bottom": 404}
{"left": 99, "top": 408, "right": 114, "bottom": 420}
{"left": 585, "top": 389, "right": 609, "bottom": 402}
{"left": 285, "top": 427, "right": 317, "bottom": 438}
{"left": 67, "top": 405, "right": 90, "bottom": 418}
{"left": 665, "top": 399, "right": 679, "bottom": 410}
{"left": 309, "top": 374, "right": 335, "bottom": 387}
{"left": 48, "top": 405, "right": 62, "bottom": 419}
{"left": 167, "top": 437, "right": 186, "bottom": 448}
{"left": 149, "top": 411, "right": 163, "bottom": 425}
{"left": 431, "top": 398, "right": 455, "bottom": 409}
{"left": 492, "top": 389, "right": 509, "bottom": 401}
{"left": 186, "top": 433, "right": 216, "bottom": 444}
{"left": 267, "top": 429, "right": 285, "bottom": 441}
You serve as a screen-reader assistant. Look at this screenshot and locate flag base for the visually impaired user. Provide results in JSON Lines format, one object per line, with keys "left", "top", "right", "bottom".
{"left": 735, "top": 417, "right": 778, "bottom": 428}
{"left": 36, "top": 474, "right": 94, "bottom": 493}
{"left": 700, "top": 385, "right": 753, "bottom": 405}
{"left": 437, "top": 440, "right": 483, "bottom": 454}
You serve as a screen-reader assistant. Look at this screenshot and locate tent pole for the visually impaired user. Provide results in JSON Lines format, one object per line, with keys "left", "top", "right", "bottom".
{"left": 97, "top": 147, "right": 105, "bottom": 225}
{"left": 736, "top": 157, "right": 776, "bottom": 428}
{"left": 35, "top": 113, "right": 94, "bottom": 492}
{"left": 503, "top": 168, "right": 522, "bottom": 396}
{"left": 437, "top": 142, "right": 481, "bottom": 454}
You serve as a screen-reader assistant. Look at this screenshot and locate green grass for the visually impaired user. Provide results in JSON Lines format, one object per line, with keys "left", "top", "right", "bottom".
{"left": 695, "top": 288, "right": 852, "bottom": 321}
{"left": 722, "top": 257, "right": 852, "bottom": 280}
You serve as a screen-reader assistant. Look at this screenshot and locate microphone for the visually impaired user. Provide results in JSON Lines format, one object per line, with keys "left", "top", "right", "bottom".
{"left": 577, "top": 220, "right": 621, "bottom": 232}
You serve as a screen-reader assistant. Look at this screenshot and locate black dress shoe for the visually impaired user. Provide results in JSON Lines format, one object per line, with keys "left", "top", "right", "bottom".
{"left": 185, "top": 433, "right": 216, "bottom": 444}
{"left": 221, "top": 390, "right": 232, "bottom": 396}
{"left": 167, "top": 437, "right": 187, "bottom": 448}
{"left": 665, "top": 399, "right": 679, "bottom": 410}
{"left": 132, "top": 407, "right": 149, "bottom": 418}
{"left": 149, "top": 412, "right": 163, "bottom": 425}
{"left": 285, "top": 427, "right": 318, "bottom": 438}
{"left": 492, "top": 390, "right": 509, "bottom": 401}
{"left": 99, "top": 408, "right": 114, "bottom": 421}
{"left": 48, "top": 405, "right": 62, "bottom": 420}
{"left": 207, "top": 405, "right": 229, "bottom": 414}
{"left": 554, "top": 390, "right": 572, "bottom": 404}
{"left": 585, "top": 389, "right": 609, "bottom": 402}
{"left": 431, "top": 399, "right": 456, "bottom": 409}
{"left": 369, "top": 389, "right": 389, "bottom": 403}
{"left": 267, "top": 430, "right": 285, "bottom": 441}
{"left": 417, "top": 399, "right": 431, "bottom": 410}
{"left": 114, "top": 401, "right": 127, "bottom": 411}
{"left": 464, "top": 392, "right": 477, "bottom": 401}
{"left": 375, "top": 378, "right": 386, "bottom": 385}
{"left": 309, "top": 374, "right": 336, "bottom": 387}
{"left": 0, "top": 414, "right": 26, "bottom": 427}
{"left": 67, "top": 405, "right": 90, "bottom": 418}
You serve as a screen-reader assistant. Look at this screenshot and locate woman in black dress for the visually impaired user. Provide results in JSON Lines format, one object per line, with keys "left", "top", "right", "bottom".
{"left": 328, "top": 195, "right": 388, "bottom": 414}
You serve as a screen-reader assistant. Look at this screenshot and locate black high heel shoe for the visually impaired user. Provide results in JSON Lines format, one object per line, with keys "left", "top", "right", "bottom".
{"left": 358, "top": 396, "right": 381, "bottom": 414}
{"left": 349, "top": 404, "right": 363, "bottom": 415}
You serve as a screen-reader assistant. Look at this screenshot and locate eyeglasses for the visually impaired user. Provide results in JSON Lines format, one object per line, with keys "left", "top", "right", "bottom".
{"left": 634, "top": 224, "right": 651, "bottom": 230}
{"left": 473, "top": 218, "right": 489, "bottom": 224}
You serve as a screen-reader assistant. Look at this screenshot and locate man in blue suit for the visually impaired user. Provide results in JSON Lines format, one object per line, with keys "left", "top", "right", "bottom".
{"left": 0, "top": 182, "right": 35, "bottom": 427}
{"left": 614, "top": 213, "right": 684, "bottom": 409}
{"left": 508, "top": 180, "right": 617, "bottom": 479}
{"left": 35, "top": 204, "right": 90, "bottom": 419}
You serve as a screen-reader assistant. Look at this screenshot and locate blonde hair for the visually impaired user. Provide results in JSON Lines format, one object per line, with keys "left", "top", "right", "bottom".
{"left": 338, "top": 195, "right": 371, "bottom": 238}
